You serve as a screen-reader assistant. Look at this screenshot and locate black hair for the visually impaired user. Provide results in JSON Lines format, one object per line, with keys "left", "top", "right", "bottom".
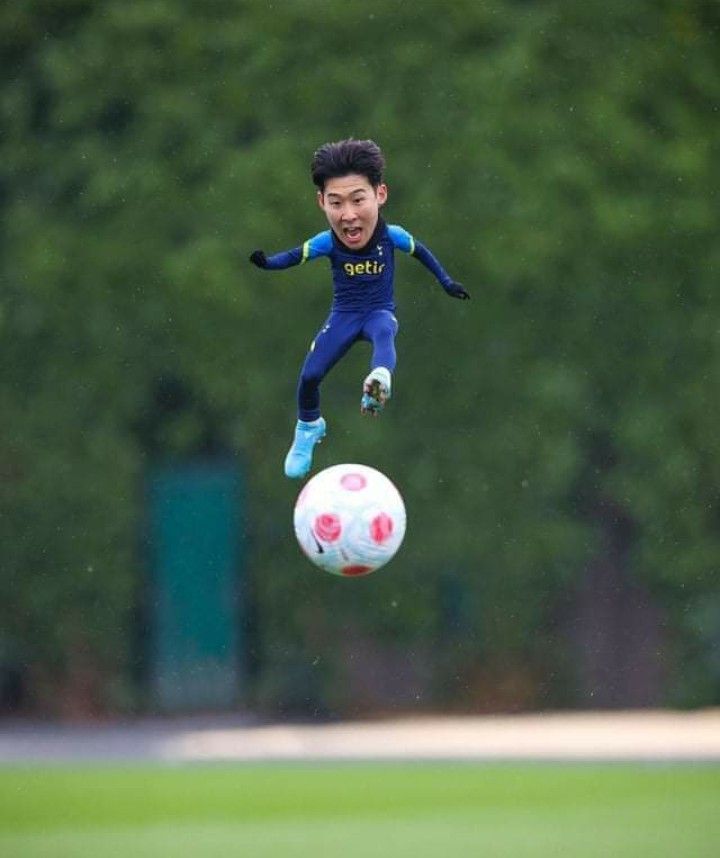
{"left": 310, "top": 138, "right": 385, "bottom": 191}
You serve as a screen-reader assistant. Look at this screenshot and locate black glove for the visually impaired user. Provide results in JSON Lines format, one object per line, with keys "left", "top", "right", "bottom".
{"left": 249, "top": 250, "right": 267, "bottom": 269}
{"left": 445, "top": 281, "right": 470, "bottom": 300}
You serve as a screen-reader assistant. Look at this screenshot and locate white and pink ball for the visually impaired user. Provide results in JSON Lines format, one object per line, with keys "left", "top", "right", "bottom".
{"left": 293, "top": 464, "right": 406, "bottom": 577}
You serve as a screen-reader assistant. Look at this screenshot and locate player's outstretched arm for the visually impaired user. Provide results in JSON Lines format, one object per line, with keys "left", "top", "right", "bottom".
{"left": 248, "top": 247, "right": 304, "bottom": 270}
{"left": 412, "top": 241, "right": 470, "bottom": 300}
{"left": 249, "top": 231, "right": 333, "bottom": 272}
{"left": 388, "top": 225, "right": 470, "bottom": 300}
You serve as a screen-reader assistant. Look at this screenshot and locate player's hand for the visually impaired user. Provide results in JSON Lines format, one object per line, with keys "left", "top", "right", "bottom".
{"left": 445, "top": 281, "right": 470, "bottom": 300}
{"left": 249, "top": 250, "right": 267, "bottom": 269}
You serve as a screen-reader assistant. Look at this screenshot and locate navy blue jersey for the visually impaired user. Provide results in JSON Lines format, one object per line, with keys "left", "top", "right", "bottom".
{"left": 261, "top": 218, "right": 454, "bottom": 313}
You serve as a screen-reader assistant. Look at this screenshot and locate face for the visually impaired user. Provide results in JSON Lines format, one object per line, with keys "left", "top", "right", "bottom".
{"left": 318, "top": 174, "right": 387, "bottom": 250}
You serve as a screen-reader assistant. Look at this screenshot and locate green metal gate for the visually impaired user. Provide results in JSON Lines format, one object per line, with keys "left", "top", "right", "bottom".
{"left": 145, "top": 459, "right": 244, "bottom": 712}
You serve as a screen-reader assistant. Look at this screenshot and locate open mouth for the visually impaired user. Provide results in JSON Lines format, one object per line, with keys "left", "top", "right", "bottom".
{"left": 342, "top": 225, "right": 363, "bottom": 244}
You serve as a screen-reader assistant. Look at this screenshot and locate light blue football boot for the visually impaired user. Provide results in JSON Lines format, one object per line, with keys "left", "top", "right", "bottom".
{"left": 361, "top": 367, "right": 392, "bottom": 417}
{"left": 284, "top": 417, "right": 326, "bottom": 479}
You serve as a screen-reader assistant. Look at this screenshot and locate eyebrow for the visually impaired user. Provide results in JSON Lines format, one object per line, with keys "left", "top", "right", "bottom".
{"left": 325, "top": 188, "right": 368, "bottom": 199}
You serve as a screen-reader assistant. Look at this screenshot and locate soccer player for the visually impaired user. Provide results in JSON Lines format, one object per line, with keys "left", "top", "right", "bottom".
{"left": 249, "top": 138, "right": 469, "bottom": 479}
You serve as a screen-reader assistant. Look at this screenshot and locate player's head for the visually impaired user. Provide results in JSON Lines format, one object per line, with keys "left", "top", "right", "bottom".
{"left": 312, "top": 138, "right": 388, "bottom": 250}
{"left": 311, "top": 138, "right": 385, "bottom": 191}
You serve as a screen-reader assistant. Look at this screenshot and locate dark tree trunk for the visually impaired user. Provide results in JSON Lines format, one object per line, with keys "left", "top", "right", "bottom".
{"left": 568, "top": 500, "right": 667, "bottom": 707}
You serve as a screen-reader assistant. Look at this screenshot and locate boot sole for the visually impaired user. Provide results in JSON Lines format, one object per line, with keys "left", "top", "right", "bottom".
{"left": 361, "top": 379, "right": 389, "bottom": 417}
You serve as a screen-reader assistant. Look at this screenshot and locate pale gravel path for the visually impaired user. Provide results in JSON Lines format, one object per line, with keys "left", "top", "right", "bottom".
{"left": 1, "top": 709, "right": 719, "bottom": 763}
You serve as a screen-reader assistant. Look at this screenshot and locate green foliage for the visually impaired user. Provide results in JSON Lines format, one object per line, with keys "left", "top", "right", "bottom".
{"left": 2, "top": 0, "right": 718, "bottom": 712}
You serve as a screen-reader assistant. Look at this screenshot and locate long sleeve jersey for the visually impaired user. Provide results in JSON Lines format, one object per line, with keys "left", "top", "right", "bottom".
{"left": 260, "top": 218, "right": 454, "bottom": 313}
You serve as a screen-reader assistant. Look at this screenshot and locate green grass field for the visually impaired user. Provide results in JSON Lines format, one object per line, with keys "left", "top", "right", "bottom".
{"left": 1, "top": 763, "right": 718, "bottom": 857}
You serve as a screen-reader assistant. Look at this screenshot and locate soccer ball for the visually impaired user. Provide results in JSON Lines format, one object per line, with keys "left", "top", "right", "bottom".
{"left": 293, "top": 464, "right": 406, "bottom": 577}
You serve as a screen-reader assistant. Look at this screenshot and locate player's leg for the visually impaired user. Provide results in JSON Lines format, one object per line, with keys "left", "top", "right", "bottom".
{"left": 360, "top": 309, "right": 398, "bottom": 416}
{"left": 284, "top": 314, "right": 361, "bottom": 478}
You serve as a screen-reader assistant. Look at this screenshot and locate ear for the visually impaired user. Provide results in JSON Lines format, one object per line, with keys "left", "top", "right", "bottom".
{"left": 316, "top": 190, "right": 325, "bottom": 210}
{"left": 376, "top": 183, "right": 388, "bottom": 206}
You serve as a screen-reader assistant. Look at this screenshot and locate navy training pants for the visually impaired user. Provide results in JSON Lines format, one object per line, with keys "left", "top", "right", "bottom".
{"left": 296, "top": 308, "right": 398, "bottom": 421}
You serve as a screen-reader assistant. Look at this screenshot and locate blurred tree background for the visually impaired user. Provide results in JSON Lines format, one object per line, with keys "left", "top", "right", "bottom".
{"left": 1, "top": 0, "right": 719, "bottom": 717}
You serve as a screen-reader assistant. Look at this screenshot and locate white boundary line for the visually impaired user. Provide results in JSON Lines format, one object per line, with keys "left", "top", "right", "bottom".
{"left": 1, "top": 710, "right": 719, "bottom": 763}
